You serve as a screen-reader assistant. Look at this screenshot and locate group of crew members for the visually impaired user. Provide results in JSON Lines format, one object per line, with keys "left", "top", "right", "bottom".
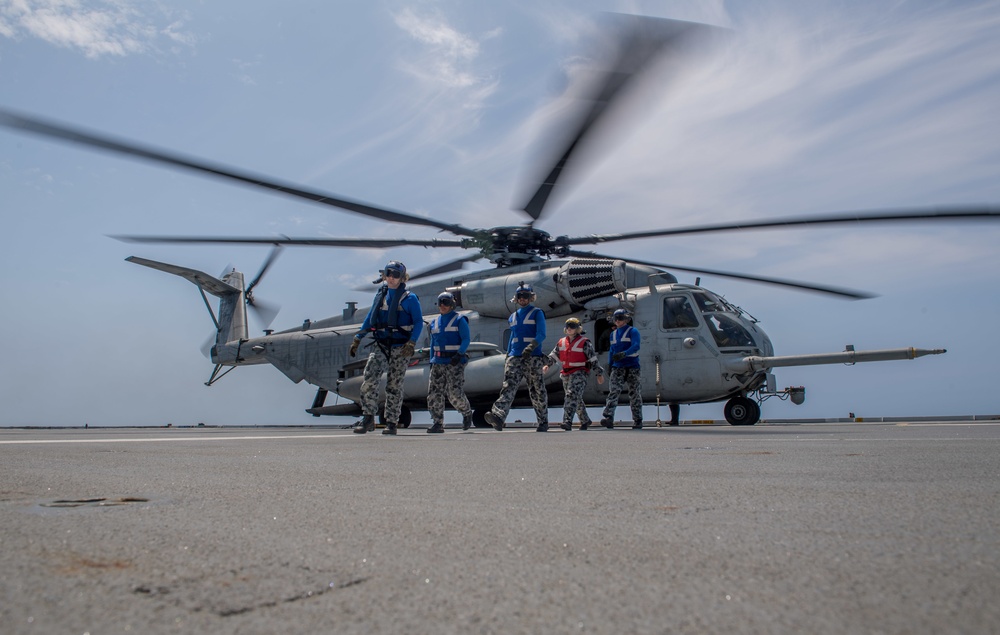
{"left": 348, "top": 260, "right": 653, "bottom": 435}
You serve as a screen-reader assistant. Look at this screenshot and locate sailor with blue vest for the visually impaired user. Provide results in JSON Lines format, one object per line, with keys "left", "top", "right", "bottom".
{"left": 349, "top": 260, "right": 423, "bottom": 436}
{"left": 601, "top": 308, "right": 644, "bottom": 429}
{"left": 426, "top": 291, "right": 475, "bottom": 433}
{"left": 484, "top": 282, "right": 549, "bottom": 432}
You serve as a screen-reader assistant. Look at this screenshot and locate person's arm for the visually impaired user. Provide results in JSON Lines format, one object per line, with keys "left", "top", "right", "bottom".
{"left": 533, "top": 311, "right": 546, "bottom": 351}
{"left": 624, "top": 327, "right": 641, "bottom": 357}
{"left": 457, "top": 315, "right": 471, "bottom": 355}
{"left": 404, "top": 295, "right": 423, "bottom": 342}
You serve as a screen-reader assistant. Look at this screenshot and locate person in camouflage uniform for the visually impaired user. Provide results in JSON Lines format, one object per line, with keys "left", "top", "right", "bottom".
{"left": 601, "top": 308, "right": 644, "bottom": 429}
{"left": 426, "top": 292, "right": 474, "bottom": 433}
{"left": 349, "top": 260, "right": 423, "bottom": 435}
{"left": 484, "top": 283, "right": 549, "bottom": 432}
{"left": 543, "top": 317, "right": 605, "bottom": 430}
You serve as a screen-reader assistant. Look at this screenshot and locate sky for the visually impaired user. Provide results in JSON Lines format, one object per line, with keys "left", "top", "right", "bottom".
{"left": 1, "top": 0, "right": 998, "bottom": 426}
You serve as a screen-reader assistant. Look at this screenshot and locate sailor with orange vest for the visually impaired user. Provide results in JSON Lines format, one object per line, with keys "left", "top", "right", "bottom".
{"left": 543, "top": 317, "right": 605, "bottom": 430}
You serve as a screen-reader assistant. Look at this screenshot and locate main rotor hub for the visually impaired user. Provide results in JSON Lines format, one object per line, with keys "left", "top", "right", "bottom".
{"left": 486, "top": 226, "right": 556, "bottom": 266}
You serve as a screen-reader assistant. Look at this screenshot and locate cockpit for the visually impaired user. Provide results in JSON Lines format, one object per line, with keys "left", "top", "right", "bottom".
{"left": 661, "top": 289, "right": 760, "bottom": 351}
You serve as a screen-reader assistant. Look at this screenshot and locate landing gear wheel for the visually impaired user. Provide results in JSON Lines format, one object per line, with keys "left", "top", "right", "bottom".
{"left": 471, "top": 407, "right": 491, "bottom": 429}
{"left": 724, "top": 397, "right": 760, "bottom": 426}
{"left": 378, "top": 406, "right": 412, "bottom": 429}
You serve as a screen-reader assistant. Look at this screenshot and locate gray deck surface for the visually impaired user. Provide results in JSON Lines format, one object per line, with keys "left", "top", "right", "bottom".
{"left": 2, "top": 421, "right": 998, "bottom": 634}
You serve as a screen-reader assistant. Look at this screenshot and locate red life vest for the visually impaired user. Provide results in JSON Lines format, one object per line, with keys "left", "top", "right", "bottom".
{"left": 557, "top": 335, "right": 589, "bottom": 375}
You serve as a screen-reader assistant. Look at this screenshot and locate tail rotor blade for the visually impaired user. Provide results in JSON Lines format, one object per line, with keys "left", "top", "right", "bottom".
{"left": 200, "top": 331, "right": 217, "bottom": 359}
{"left": 246, "top": 245, "right": 283, "bottom": 296}
{"left": 248, "top": 298, "right": 281, "bottom": 331}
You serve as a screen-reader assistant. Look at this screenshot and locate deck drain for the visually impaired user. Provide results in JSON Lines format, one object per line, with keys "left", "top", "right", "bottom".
{"left": 41, "top": 497, "right": 149, "bottom": 508}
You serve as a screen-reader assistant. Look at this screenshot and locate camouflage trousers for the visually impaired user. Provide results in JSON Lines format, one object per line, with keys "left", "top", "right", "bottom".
{"left": 559, "top": 371, "right": 593, "bottom": 426}
{"left": 602, "top": 366, "right": 643, "bottom": 423}
{"left": 490, "top": 355, "right": 548, "bottom": 424}
{"left": 360, "top": 345, "right": 410, "bottom": 424}
{"left": 427, "top": 363, "right": 473, "bottom": 425}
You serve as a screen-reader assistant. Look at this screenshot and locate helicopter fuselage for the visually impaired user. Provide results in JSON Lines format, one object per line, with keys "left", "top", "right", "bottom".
{"left": 130, "top": 255, "right": 943, "bottom": 426}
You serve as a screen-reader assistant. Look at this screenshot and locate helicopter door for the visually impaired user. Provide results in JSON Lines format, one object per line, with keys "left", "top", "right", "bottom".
{"left": 658, "top": 294, "right": 722, "bottom": 397}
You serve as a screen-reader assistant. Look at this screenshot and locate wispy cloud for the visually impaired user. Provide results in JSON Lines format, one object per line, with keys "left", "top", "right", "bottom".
{"left": 0, "top": 0, "right": 193, "bottom": 58}
{"left": 390, "top": 7, "right": 499, "bottom": 132}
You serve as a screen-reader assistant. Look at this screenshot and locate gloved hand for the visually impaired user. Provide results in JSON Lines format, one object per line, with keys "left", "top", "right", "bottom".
{"left": 449, "top": 354, "right": 462, "bottom": 366}
{"left": 401, "top": 340, "right": 416, "bottom": 358}
{"left": 349, "top": 338, "right": 360, "bottom": 357}
{"left": 612, "top": 352, "right": 626, "bottom": 362}
{"left": 521, "top": 341, "right": 537, "bottom": 357}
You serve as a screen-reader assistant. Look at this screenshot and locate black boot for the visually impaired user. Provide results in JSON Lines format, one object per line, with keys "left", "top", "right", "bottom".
{"left": 462, "top": 413, "right": 473, "bottom": 430}
{"left": 601, "top": 417, "right": 614, "bottom": 429}
{"left": 632, "top": 420, "right": 643, "bottom": 429}
{"left": 353, "top": 415, "right": 374, "bottom": 434}
{"left": 560, "top": 422, "right": 572, "bottom": 431}
{"left": 427, "top": 422, "right": 444, "bottom": 434}
{"left": 485, "top": 411, "right": 504, "bottom": 431}
{"left": 536, "top": 422, "right": 549, "bottom": 432}
{"left": 580, "top": 421, "right": 590, "bottom": 431}
{"left": 382, "top": 422, "right": 397, "bottom": 435}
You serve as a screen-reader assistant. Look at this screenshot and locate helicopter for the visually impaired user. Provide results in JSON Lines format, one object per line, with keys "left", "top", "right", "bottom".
{"left": 1, "top": 15, "right": 994, "bottom": 427}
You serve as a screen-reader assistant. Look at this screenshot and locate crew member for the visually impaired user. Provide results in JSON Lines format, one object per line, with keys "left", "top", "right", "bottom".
{"left": 601, "top": 308, "right": 644, "bottom": 429}
{"left": 543, "top": 317, "right": 605, "bottom": 430}
{"left": 426, "top": 292, "right": 474, "bottom": 433}
{"left": 484, "top": 282, "right": 549, "bottom": 432}
{"left": 349, "top": 260, "right": 423, "bottom": 435}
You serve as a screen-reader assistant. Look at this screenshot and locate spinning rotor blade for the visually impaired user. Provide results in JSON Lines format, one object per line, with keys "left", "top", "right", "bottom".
{"left": 566, "top": 249, "right": 875, "bottom": 300}
{"left": 239, "top": 246, "right": 283, "bottom": 330}
{"left": 247, "top": 298, "right": 281, "bottom": 330}
{"left": 200, "top": 331, "right": 216, "bottom": 359}
{"left": 563, "top": 206, "right": 1000, "bottom": 245}
{"left": 245, "top": 245, "right": 283, "bottom": 297}
{"left": 112, "top": 235, "right": 469, "bottom": 249}
{"left": 518, "top": 16, "right": 720, "bottom": 222}
{"left": 0, "top": 108, "right": 479, "bottom": 238}
{"left": 408, "top": 254, "right": 485, "bottom": 281}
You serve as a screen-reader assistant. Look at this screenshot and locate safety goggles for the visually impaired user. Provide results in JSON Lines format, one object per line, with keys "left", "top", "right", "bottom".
{"left": 384, "top": 269, "right": 403, "bottom": 279}
{"left": 614, "top": 316, "right": 628, "bottom": 322}
{"left": 438, "top": 299, "right": 454, "bottom": 306}
{"left": 515, "top": 292, "right": 532, "bottom": 300}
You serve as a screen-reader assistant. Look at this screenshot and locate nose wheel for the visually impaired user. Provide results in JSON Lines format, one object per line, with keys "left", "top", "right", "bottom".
{"left": 724, "top": 397, "right": 761, "bottom": 426}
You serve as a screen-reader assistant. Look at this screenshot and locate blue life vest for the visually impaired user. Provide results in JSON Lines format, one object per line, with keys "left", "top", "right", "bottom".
{"left": 609, "top": 325, "right": 640, "bottom": 368}
{"left": 430, "top": 311, "right": 468, "bottom": 364}
{"left": 507, "top": 305, "right": 545, "bottom": 356}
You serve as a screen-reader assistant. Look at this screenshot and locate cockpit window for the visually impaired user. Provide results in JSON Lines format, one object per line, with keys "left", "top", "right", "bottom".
{"left": 705, "top": 313, "right": 755, "bottom": 348}
{"left": 692, "top": 291, "right": 722, "bottom": 313}
{"left": 662, "top": 296, "right": 699, "bottom": 329}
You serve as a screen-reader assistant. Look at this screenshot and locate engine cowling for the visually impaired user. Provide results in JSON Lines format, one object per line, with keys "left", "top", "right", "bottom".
{"left": 452, "top": 258, "right": 629, "bottom": 318}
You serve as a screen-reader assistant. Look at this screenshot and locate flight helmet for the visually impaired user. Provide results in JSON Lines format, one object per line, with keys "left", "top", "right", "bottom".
{"left": 513, "top": 282, "right": 535, "bottom": 302}
{"left": 384, "top": 260, "right": 407, "bottom": 280}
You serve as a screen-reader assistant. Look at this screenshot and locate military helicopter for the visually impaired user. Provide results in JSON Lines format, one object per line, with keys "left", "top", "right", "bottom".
{"left": 1, "top": 16, "right": 994, "bottom": 426}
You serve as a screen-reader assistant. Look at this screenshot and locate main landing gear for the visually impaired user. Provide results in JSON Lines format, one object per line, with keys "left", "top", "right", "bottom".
{"left": 724, "top": 396, "right": 761, "bottom": 426}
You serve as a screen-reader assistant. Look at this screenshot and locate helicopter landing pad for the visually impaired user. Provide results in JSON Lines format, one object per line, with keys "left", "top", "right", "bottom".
{"left": 1, "top": 421, "right": 997, "bottom": 634}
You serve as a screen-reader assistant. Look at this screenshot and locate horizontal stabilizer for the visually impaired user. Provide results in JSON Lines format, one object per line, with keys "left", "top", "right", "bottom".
{"left": 126, "top": 256, "right": 239, "bottom": 297}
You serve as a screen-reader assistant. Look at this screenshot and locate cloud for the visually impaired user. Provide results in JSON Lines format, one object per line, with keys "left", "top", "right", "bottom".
{"left": 390, "top": 8, "right": 499, "bottom": 131}
{"left": 0, "top": 0, "right": 193, "bottom": 58}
